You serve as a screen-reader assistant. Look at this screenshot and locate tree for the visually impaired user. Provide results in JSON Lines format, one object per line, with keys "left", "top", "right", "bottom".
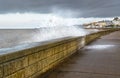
{"left": 113, "top": 17, "right": 119, "bottom": 21}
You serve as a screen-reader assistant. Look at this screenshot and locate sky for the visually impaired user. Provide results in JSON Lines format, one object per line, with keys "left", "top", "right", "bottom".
{"left": 0, "top": 0, "right": 120, "bottom": 17}
{"left": 0, "top": 0, "right": 120, "bottom": 28}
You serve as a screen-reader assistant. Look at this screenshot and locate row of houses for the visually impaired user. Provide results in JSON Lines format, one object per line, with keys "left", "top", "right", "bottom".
{"left": 83, "top": 17, "right": 120, "bottom": 28}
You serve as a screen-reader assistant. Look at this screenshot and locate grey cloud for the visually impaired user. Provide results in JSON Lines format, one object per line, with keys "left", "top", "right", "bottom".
{"left": 0, "top": 0, "right": 120, "bottom": 17}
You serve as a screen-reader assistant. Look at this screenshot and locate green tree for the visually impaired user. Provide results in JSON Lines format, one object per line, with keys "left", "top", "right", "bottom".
{"left": 113, "top": 17, "right": 119, "bottom": 21}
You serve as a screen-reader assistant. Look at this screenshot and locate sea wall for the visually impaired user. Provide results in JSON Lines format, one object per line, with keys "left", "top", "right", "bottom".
{"left": 0, "top": 29, "right": 119, "bottom": 78}
{"left": 85, "top": 29, "right": 119, "bottom": 44}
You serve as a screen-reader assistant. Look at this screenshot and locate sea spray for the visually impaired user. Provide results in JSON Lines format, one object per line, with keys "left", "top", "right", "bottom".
{"left": 31, "top": 26, "right": 88, "bottom": 42}
{"left": 0, "top": 13, "right": 92, "bottom": 48}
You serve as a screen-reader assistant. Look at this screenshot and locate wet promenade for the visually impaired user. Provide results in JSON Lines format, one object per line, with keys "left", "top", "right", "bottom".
{"left": 46, "top": 31, "right": 120, "bottom": 78}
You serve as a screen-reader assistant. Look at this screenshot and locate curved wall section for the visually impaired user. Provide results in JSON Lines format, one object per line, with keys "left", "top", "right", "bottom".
{"left": 0, "top": 29, "right": 119, "bottom": 78}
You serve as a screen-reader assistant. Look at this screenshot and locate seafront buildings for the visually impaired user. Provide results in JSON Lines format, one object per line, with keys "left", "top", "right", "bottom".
{"left": 84, "top": 17, "right": 120, "bottom": 28}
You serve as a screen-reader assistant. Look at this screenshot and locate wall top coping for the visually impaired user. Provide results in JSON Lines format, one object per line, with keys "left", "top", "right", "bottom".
{"left": 0, "top": 36, "right": 83, "bottom": 64}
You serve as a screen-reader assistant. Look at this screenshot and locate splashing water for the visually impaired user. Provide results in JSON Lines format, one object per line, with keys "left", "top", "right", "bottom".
{"left": 0, "top": 25, "right": 88, "bottom": 48}
{"left": 0, "top": 13, "right": 92, "bottom": 48}
{"left": 31, "top": 26, "right": 88, "bottom": 42}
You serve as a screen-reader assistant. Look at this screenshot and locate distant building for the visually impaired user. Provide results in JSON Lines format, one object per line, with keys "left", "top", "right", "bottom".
{"left": 83, "top": 17, "right": 120, "bottom": 28}
{"left": 104, "top": 21, "right": 113, "bottom": 26}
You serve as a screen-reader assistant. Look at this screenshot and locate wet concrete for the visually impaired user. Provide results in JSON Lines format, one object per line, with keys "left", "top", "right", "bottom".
{"left": 46, "top": 31, "right": 120, "bottom": 78}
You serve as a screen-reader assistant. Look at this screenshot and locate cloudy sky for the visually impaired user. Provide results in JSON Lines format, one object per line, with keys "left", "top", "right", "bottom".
{"left": 0, "top": 0, "right": 120, "bottom": 28}
{"left": 0, "top": 0, "right": 120, "bottom": 17}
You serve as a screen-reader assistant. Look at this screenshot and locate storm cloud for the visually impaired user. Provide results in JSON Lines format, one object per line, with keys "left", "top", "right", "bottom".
{"left": 0, "top": 0, "right": 120, "bottom": 17}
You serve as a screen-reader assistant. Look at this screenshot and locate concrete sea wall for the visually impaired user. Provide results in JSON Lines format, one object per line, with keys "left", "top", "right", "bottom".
{"left": 85, "top": 29, "right": 117, "bottom": 44}
{"left": 0, "top": 29, "right": 119, "bottom": 78}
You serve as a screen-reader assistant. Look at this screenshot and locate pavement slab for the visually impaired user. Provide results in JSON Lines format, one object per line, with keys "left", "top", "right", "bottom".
{"left": 46, "top": 31, "right": 120, "bottom": 78}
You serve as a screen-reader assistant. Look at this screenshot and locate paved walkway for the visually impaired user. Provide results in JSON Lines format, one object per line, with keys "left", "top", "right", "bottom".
{"left": 46, "top": 31, "right": 120, "bottom": 78}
